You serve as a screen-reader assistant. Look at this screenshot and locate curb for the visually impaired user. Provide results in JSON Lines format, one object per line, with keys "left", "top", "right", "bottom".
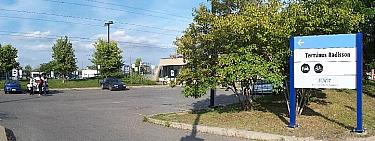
{"left": 0, "top": 125, "right": 6, "bottom": 141}
{"left": 145, "top": 116, "right": 318, "bottom": 141}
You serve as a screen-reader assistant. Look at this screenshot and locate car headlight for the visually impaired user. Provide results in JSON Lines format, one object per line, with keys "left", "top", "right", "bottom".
{"left": 114, "top": 85, "right": 118, "bottom": 87}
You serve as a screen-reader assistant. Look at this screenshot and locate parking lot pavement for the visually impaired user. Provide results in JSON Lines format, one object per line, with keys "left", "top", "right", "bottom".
{"left": 0, "top": 87, "right": 249, "bottom": 141}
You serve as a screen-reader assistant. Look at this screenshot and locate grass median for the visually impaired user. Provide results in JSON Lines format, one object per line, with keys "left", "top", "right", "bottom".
{"left": 1, "top": 76, "right": 157, "bottom": 90}
{"left": 151, "top": 81, "right": 375, "bottom": 140}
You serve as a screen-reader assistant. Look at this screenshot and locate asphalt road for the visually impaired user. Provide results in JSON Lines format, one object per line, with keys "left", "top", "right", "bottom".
{"left": 0, "top": 87, "right": 249, "bottom": 141}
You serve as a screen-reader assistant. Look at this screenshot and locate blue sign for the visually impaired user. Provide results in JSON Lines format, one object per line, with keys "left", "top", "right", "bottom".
{"left": 289, "top": 33, "right": 364, "bottom": 133}
{"left": 294, "top": 34, "right": 356, "bottom": 49}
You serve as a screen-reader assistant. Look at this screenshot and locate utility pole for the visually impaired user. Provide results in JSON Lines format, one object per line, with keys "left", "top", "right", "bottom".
{"left": 209, "top": 2, "right": 216, "bottom": 108}
{"left": 104, "top": 21, "right": 114, "bottom": 44}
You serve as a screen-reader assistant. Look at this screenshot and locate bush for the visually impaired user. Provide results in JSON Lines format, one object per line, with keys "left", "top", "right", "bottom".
{"left": 123, "top": 74, "right": 156, "bottom": 85}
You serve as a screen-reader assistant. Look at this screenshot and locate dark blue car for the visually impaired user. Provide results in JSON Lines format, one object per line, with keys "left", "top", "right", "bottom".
{"left": 100, "top": 77, "right": 127, "bottom": 91}
{"left": 4, "top": 80, "right": 23, "bottom": 94}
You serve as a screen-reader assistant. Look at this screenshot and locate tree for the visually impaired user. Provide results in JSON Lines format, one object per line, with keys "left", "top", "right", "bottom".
{"left": 284, "top": 0, "right": 363, "bottom": 115}
{"left": 52, "top": 36, "right": 77, "bottom": 82}
{"left": 24, "top": 65, "right": 32, "bottom": 77}
{"left": 177, "top": 0, "right": 364, "bottom": 111}
{"left": 135, "top": 58, "right": 142, "bottom": 67}
{"left": 0, "top": 44, "right": 19, "bottom": 78}
{"left": 357, "top": 0, "right": 375, "bottom": 71}
{"left": 91, "top": 39, "right": 123, "bottom": 77}
{"left": 39, "top": 61, "right": 55, "bottom": 75}
{"left": 134, "top": 58, "right": 142, "bottom": 74}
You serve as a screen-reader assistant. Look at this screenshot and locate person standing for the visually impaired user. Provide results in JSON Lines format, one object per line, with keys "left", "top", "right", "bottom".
{"left": 36, "top": 75, "right": 44, "bottom": 96}
{"left": 41, "top": 75, "right": 48, "bottom": 95}
{"left": 28, "top": 77, "right": 34, "bottom": 95}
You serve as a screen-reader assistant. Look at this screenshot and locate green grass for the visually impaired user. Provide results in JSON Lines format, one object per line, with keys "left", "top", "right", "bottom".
{"left": 0, "top": 79, "right": 100, "bottom": 89}
{"left": 1, "top": 76, "right": 158, "bottom": 90}
{"left": 47, "top": 79, "right": 100, "bottom": 89}
{"left": 152, "top": 83, "right": 375, "bottom": 140}
{"left": 122, "top": 74, "right": 157, "bottom": 85}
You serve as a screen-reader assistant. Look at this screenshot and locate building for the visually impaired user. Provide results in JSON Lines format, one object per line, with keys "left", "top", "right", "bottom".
{"left": 81, "top": 69, "right": 98, "bottom": 79}
{"left": 155, "top": 55, "right": 186, "bottom": 83}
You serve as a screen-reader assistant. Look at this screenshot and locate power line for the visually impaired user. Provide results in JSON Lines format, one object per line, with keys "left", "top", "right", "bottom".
{"left": 0, "top": 15, "right": 180, "bottom": 36}
{"left": 0, "top": 8, "right": 183, "bottom": 33}
{"left": 82, "top": 0, "right": 191, "bottom": 19}
{"left": 42, "top": 0, "right": 191, "bottom": 22}
{"left": 0, "top": 31, "right": 176, "bottom": 49}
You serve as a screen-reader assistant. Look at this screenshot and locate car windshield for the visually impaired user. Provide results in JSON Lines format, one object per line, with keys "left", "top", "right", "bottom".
{"left": 108, "top": 78, "right": 121, "bottom": 83}
{"left": 5, "top": 80, "right": 19, "bottom": 84}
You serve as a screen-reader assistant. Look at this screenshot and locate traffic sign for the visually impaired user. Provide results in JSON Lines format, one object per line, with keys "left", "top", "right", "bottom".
{"left": 289, "top": 33, "right": 364, "bottom": 133}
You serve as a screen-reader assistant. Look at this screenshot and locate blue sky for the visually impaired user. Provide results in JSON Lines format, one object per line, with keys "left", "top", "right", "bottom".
{"left": 0, "top": 0, "right": 207, "bottom": 69}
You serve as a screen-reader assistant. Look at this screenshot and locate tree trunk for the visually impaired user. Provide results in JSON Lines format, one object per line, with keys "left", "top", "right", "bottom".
{"left": 62, "top": 74, "right": 66, "bottom": 83}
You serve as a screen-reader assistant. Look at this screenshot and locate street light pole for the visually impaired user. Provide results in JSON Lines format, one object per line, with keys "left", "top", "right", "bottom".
{"left": 104, "top": 21, "right": 114, "bottom": 44}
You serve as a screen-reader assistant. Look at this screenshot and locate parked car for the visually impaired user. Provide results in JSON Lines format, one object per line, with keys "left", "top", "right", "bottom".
{"left": 252, "top": 80, "right": 273, "bottom": 95}
{"left": 3, "top": 80, "right": 23, "bottom": 94}
{"left": 100, "top": 77, "right": 127, "bottom": 91}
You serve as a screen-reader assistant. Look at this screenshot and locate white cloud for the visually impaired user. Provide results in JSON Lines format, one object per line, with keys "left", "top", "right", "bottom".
{"left": 24, "top": 31, "right": 50, "bottom": 38}
{"left": 73, "top": 41, "right": 95, "bottom": 51}
{"left": 27, "top": 44, "right": 51, "bottom": 51}
{"left": 92, "top": 30, "right": 175, "bottom": 49}
{"left": 11, "top": 31, "right": 51, "bottom": 40}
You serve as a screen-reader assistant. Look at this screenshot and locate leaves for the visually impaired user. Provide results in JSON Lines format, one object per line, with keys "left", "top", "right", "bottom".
{"left": 0, "top": 44, "right": 18, "bottom": 72}
{"left": 176, "top": 0, "right": 366, "bottom": 101}
{"left": 52, "top": 36, "right": 77, "bottom": 77}
{"left": 91, "top": 39, "right": 123, "bottom": 77}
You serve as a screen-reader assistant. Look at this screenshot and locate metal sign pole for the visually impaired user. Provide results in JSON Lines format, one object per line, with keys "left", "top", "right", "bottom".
{"left": 289, "top": 37, "right": 296, "bottom": 128}
{"left": 355, "top": 33, "right": 364, "bottom": 133}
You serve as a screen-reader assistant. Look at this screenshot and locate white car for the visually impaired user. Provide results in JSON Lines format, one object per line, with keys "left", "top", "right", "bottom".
{"left": 252, "top": 80, "right": 273, "bottom": 94}
{"left": 27, "top": 78, "right": 49, "bottom": 94}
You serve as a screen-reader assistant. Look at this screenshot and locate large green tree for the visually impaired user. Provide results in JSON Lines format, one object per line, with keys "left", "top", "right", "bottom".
{"left": 0, "top": 44, "right": 19, "bottom": 77}
{"left": 91, "top": 39, "right": 123, "bottom": 77}
{"left": 177, "top": 0, "right": 364, "bottom": 111}
{"left": 52, "top": 36, "right": 77, "bottom": 82}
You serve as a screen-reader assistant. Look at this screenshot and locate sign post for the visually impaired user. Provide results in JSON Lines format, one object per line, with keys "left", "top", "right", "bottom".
{"left": 289, "top": 33, "right": 364, "bottom": 133}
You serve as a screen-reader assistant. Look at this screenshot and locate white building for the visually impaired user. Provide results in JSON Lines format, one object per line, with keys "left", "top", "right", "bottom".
{"left": 81, "top": 69, "right": 98, "bottom": 79}
{"left": 155, "top": 55, "right": 186, "bottom": 83}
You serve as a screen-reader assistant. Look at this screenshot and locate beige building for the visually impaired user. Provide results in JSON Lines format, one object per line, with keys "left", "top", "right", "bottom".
{"left": 155, "top": 55, "right": 186, "bottom": 83}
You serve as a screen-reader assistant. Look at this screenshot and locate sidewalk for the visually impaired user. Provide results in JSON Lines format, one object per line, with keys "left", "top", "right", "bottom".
{"left": 0, "top": 125, "right": 6, "bottom": 141}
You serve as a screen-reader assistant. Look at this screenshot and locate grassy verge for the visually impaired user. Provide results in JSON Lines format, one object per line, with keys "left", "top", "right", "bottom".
{"left": 1, "top": 76, "right": 158, "bottom": 90}
{"left": 0, "top": 79, "right": 100, "bottom": 89}
{"left": 47, "top": 79, "right": 100, "bottom": 89}
{"left": 122, "top": 74, "right": 156, "bottom": 85}
{"left": 152, "top": 84, "right": 375, "bottom": 140}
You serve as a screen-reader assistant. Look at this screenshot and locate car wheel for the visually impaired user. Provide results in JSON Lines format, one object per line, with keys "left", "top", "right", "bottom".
{"left": 101, "top": 84, "right": 105, "bottom": 90}
{"left": 109, "top": 86, "right": 113, "bottom": 91}
{"left": 5, "top": 91, "right": 9, "bottom": 94}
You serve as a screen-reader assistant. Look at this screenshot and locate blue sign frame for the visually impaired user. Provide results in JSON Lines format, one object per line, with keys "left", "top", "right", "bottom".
{"left": 289, "top": 33, "right": 364, "bottom": 133}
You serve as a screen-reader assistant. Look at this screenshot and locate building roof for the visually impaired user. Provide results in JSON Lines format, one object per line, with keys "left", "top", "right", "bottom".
{"left": 159, "top": 57, "right": 186, "bottom": 66}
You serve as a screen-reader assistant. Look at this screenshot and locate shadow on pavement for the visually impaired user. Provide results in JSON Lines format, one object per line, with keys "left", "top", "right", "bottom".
{"left": 180, "top": 113, "right": 203, "bottom": 141}
{"left": 0, "top": 97, "right": 41, "bottom": 104}
{"left": 0, "top": 111, "right": 18, "bottom": 120}
{"left": 180, "top": 93, "right": 239, "bottom": 141}
{"left": 5, "top": 128, "right": 16, "bottom": 141}
{"left": 27, "top": 90, "right": 64, "bottom": 96}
